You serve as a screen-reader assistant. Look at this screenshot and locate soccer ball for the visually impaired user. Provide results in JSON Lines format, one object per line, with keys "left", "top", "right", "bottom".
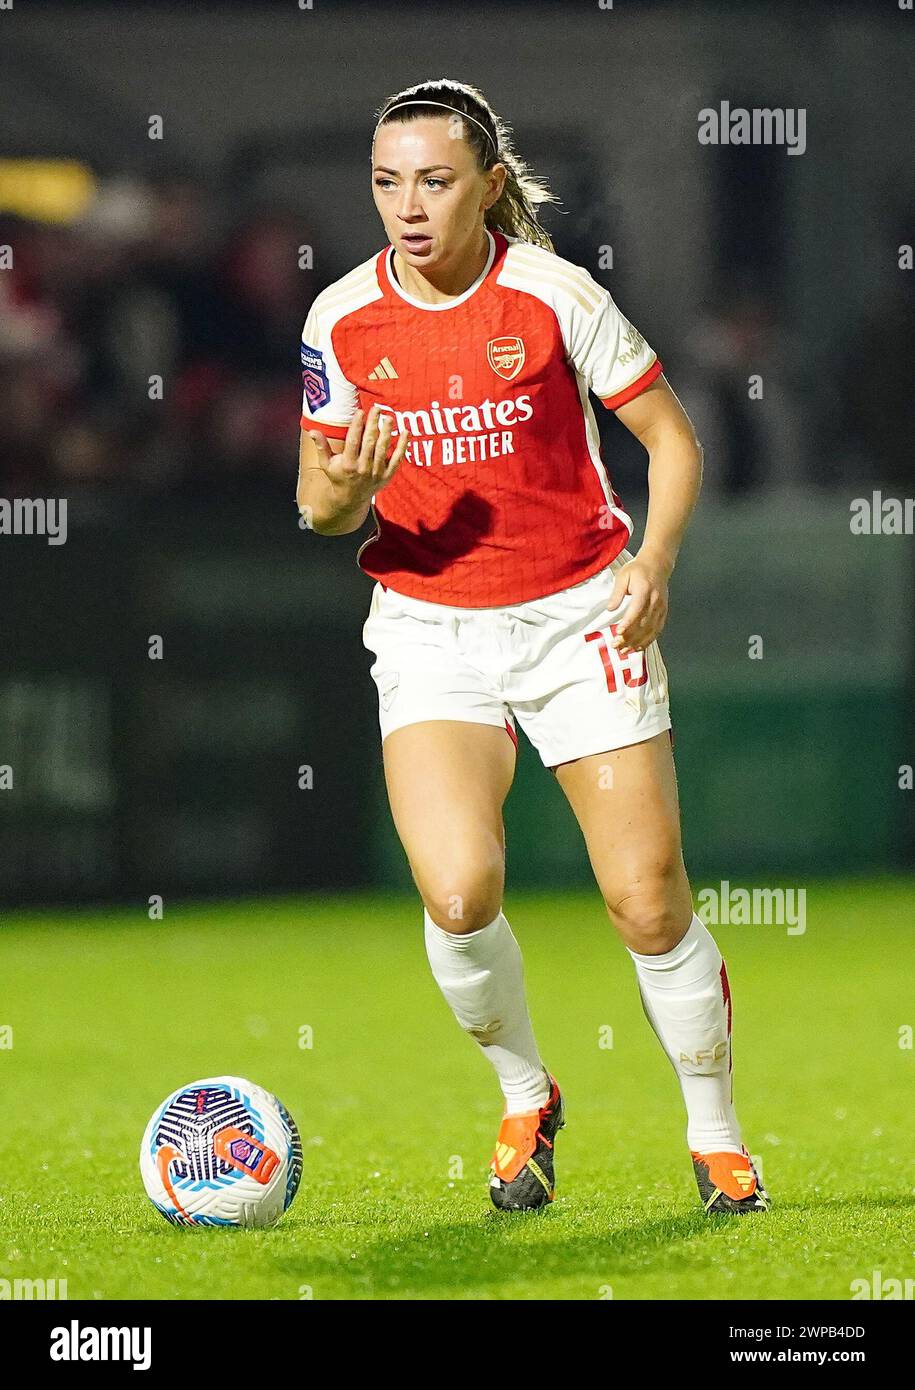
{"left": 139, "top": 1075, "right": 302, "bottom": 1228}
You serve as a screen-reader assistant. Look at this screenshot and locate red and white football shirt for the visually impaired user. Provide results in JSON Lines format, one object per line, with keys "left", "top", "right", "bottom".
{"left": 300, "top": 229, "right": 662, "bottom": 608}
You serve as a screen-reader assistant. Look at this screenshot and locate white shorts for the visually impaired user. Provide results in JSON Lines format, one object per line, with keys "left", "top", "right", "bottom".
{"left": 361, "top": 550, "right": 672, "bottom": 769}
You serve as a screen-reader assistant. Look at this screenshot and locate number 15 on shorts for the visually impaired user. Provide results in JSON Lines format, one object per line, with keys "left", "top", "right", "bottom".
{"left": 584, "top": 624, "right": 648, "bottom": 694}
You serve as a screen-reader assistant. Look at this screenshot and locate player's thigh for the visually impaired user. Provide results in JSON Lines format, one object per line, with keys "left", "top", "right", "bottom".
{"left": 553, "top": 730, "right": 692, "bottom": 947}
{"left": 382, "top": 719, "right": 517, "bottom": 931}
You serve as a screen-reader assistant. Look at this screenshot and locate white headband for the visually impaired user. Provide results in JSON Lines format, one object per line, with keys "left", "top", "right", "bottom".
{"left": 375, "top": 100, "right": 499, "bottom": 157}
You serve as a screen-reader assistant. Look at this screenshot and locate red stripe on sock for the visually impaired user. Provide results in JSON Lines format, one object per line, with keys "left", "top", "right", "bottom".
{"left": 720, "top": 959, "right": 733, "bottom": 1081}
{"left": 719, "top": 959, "right": 732, "bottom": 1028}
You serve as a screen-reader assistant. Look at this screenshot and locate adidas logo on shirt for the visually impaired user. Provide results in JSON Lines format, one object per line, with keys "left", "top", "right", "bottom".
{"left": 368, "top": 357, "right": 398, "bottom": 380}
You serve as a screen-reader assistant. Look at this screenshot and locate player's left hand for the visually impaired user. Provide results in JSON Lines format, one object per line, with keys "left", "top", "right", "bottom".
{"left": 604, "top": 551, "right": 671, "bottom": 655}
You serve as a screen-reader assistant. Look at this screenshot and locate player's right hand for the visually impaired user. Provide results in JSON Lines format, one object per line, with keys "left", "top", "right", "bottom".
{"left": 308, "top": 404, "right": 409, "bottom": 501}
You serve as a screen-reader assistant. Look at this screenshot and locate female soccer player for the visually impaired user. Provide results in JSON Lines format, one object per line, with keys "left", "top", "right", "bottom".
{"left": 296, "top": 79, "right": 769, "bottom": 1216}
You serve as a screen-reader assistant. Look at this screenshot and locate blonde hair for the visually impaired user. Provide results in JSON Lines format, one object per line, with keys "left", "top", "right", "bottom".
{"left": 375, "top": 79, "right": 559, "bottom": 251}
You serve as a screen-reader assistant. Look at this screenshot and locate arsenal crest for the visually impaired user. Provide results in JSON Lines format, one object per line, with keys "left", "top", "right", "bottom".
{"left": 487, "top": 336, "right": 525, "bottom": 381}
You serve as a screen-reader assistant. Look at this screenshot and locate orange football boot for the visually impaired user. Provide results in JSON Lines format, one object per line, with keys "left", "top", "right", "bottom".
{"left": 691, "top": 1145, "right": 771, "bottom": 1214}
{"left": 489, "top": 1074, "right": 565, "bottom": 1211}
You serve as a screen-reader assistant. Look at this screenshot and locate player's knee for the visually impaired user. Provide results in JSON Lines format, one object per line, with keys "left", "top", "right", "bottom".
{"left": 604, "top": 873, "right": 691, "bottom": 953}
{"left": 421, "top": 867, "right": 504, "bottom": 935}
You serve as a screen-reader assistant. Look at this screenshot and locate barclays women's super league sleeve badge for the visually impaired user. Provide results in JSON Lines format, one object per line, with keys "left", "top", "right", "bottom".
{"left": 301, "top": 343, "right": 331, "bottom": 411}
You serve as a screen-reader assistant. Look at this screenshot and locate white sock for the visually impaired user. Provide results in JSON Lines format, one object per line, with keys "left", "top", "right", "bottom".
{"left": 423, "top": 907, "right": 550, "bottom": 1115}
{"left": 628, "top": 914, "right": 744, "bottom": 1154}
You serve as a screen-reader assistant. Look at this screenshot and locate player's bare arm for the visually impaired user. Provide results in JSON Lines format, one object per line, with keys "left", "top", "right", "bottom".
{"left": 605, "top": 376, "right": 704, "bottom": 655}
{"left": 296, "top": 404, "right": 410, "bottom": 535}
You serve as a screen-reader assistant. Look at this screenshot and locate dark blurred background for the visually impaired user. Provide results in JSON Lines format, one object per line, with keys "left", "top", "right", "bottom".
{"left": 0, "top": 0, "right": 912, "bottom": 905}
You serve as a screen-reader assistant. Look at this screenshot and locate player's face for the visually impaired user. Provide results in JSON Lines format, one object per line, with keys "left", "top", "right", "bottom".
{"left": 372, "top": 117, "right": 503, "bottom": 269}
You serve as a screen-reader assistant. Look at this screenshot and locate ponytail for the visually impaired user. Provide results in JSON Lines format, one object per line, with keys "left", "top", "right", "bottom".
{"left": 485, "top": 148, "right": 557, "bottom": 252}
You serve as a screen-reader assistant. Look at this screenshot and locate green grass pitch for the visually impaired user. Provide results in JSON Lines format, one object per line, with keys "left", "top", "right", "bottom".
{"left": 1, "top": 878, "right": 911, "bottom": 1301}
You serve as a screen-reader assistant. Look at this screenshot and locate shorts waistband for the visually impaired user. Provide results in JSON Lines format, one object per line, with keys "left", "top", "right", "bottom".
{"left": 377, "top": 553, "right": 630, "bottom": 620}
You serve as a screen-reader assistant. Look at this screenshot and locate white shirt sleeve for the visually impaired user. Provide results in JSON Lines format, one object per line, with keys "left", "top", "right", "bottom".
{"left": 564, "top": 276, "right": 662, "bottom": 409}
{"left": 300, "top": 300, "right": 359, "bottom": 438}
